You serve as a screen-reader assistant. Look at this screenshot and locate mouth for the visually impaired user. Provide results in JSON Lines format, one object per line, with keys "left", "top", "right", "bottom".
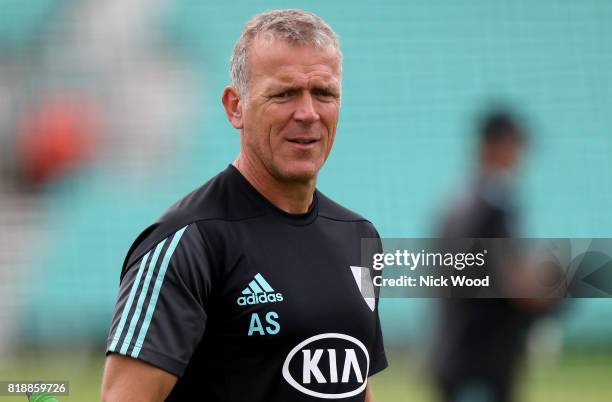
{"left": 287, "top": 138, "right": 318, "bottom": 144}
{"left": 286, "top": 138, "right": 319, "bottom": 149}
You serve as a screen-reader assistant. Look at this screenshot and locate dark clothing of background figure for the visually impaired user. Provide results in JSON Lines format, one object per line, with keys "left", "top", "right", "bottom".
{"left": 431, "top": 174, "right": 535, "bottom": 402}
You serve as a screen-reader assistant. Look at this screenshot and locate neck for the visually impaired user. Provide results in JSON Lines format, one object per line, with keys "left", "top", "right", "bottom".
{"left": 233, "top": 154, "right": 315, "bottom": 214}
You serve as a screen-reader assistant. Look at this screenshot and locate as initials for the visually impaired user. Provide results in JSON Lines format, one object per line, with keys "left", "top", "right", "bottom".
{"left": 248, "top": 312, "right": 280, "bottom": 336}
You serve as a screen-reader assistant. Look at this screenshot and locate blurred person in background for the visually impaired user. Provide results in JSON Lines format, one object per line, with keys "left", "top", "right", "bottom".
{"left": 430, "top": 111, "right": 542, "bottom": 402}
{"left": 101, "top": 9, "right": 386, "bottom": 402}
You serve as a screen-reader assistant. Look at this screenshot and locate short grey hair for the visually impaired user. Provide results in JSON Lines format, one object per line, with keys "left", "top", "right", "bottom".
{"left": 230, "top": 9, "right": 342, "bottom": 102}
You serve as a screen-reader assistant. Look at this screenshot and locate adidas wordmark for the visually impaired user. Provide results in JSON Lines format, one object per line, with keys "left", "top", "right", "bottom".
{"left": 237, "top": 273, "right": 284, "bottom": 306}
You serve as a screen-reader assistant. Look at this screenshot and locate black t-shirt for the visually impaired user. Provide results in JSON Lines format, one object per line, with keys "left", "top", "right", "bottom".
{"left": 106, "top": 165, "right": 387, "bottom": 401}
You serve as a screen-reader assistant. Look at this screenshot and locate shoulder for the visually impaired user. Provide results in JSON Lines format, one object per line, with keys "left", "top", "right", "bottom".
{"left": 120, "top": 166, "right": 260, "bottom": 279}
{"left": 160, "top": 166, "right": 263, "bottom": 225}
{"left": 316, "top": 190, "right": 379, "bottom": 237}
{"left": 316, "top": 190, "right": 369, "bottom": 223}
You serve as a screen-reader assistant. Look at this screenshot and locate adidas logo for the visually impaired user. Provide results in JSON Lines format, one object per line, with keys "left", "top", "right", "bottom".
{"left": 237, "top": 273, "right": 284, "bottom": 306}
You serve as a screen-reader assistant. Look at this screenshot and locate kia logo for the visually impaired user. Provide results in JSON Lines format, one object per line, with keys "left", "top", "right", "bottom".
{"left": 282, "top": 333, "right": 370, "bottom": 399}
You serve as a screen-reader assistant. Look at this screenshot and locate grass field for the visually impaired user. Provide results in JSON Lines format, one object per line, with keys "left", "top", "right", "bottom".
{"left": 0, "top": 348, "right": 610, "bottom": 401}
{"left": 371, "top": 350, "right": 612, "bottom": 402}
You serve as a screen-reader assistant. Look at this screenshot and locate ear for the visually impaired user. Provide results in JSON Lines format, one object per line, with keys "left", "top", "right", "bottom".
{"left": 222, "top": 86, "right": 244, "bottom": 129}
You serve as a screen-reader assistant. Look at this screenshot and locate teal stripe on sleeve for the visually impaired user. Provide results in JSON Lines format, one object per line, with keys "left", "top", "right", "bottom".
{"left": 131, "top": 226, "right": 188, "bottom": 358}
{"left": 119, "top": 238, "right": 167, "bottom": 354}
{"left": 109, "top": 251, "right": 150, "bottom": 352}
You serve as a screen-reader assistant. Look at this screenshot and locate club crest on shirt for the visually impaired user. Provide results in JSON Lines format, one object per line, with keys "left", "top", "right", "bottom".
{"left": 349, "top": 266, "right": 376, "bottom": 312}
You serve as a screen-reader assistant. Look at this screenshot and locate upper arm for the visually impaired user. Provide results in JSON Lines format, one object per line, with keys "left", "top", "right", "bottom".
{"left": 104, "top": 224, "right": 212, "bottom": 397}
{"left": 101, "top": 354, "right": 177, "bottom": 402}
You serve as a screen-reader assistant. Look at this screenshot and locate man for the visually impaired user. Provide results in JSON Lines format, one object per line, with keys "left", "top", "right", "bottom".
{"left": 431, "top": 112, "right": 536, "bottom": 402}
{"left": 102, "top": 10, "right": 387, "bottom": 402}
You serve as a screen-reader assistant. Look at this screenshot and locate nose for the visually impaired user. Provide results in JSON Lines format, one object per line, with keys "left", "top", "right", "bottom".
{"left": 293, "top": 92, "right": 320, "bottom": 124}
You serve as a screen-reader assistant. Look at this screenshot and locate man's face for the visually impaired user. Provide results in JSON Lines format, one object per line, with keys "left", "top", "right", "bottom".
{"left": 495, "top": 135, "right": 523, "bottom": 172}
{"left": 240, "top": 38, "right": 341, "bottom": 183}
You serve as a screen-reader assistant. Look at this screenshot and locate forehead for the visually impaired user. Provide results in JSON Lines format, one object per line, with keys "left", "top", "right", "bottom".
{"left": 248, "top": 38, "right": 341, "bottom": 85}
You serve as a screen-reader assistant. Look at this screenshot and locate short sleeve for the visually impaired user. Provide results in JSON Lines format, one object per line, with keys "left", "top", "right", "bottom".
{"left": 364, "top": 222, "right": 388, "bottom": 376}
{"left": 368, "top": 306, "right": 388, "bottom": 376}
{"left": 106, "top": 223, "right": 211, "bottom": 377}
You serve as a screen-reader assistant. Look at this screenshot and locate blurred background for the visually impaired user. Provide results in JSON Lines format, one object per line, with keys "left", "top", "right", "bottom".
{"left": 0, "top": 1, "right": 611, "bottom": 401}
